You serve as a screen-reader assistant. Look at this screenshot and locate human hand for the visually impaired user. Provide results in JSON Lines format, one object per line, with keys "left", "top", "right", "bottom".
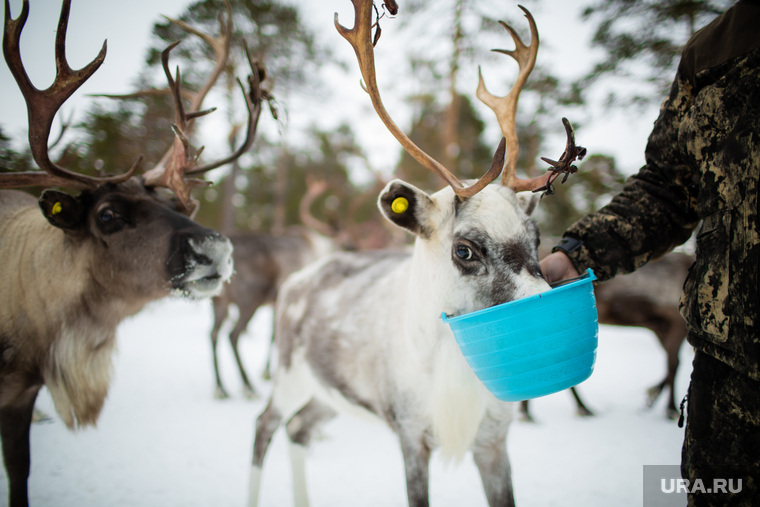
{"left": 539, "top": 251, "right": 581, "bottom": 286}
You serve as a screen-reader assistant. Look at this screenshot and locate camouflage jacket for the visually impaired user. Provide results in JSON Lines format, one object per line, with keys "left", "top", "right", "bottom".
{"left": 563, "top": 0, "right": 760, "bottom": 380}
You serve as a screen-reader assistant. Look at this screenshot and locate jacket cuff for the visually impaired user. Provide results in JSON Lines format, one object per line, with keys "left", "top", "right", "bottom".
{"left": 551, "top": 236, "right": 603, "bottom": 280}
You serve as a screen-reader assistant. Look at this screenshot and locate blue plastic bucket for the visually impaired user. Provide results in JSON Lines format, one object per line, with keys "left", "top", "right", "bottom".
{"left": 442, "top": 269, "right": 598, "bottom": 402}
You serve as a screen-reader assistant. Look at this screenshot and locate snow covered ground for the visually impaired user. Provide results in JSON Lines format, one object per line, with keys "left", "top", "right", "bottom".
{"left": 5, "top": 296, "right": 692, "bottom": 507}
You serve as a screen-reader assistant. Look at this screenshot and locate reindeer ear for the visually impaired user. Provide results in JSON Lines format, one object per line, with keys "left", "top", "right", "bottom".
{"left": 516, "top": 193, "right": 539, "bottom": 216}
{"left": 378, "top": 180, "right": 435, "bottom": 238}
{"left": 39, "top": 190, "right": 86, "bottom": 231}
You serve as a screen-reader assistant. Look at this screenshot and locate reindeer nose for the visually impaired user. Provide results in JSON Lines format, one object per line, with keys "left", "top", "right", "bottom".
{"left": 167, "top": 229, "right": 234, "bottom": 297}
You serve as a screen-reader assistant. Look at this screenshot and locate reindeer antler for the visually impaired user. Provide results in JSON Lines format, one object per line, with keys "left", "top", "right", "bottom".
{"left": 140, "top": 3, "right": 266, "bottom": 213}
{"left": 163, "top": 8, "right": 232, "bottom": 115}
{"left": 299, "top": 175, "right": 335, "bottom": 238}
{"left": 335, "top": 0, "right": 506, "bottom": 199}
{"left": 537, "top": 117, "right": 586, "bottom": 194}
{"left": 1, "top": 0, "right": 137, "bottom": 190}
{"left": 477, "top": 6, "right": 584, "bottom": 194}
{"left": 186, "top": 43, "right": 269, "bottom": 177}
{"left": 475, "top": 5, "right": 541, "bottom": 192}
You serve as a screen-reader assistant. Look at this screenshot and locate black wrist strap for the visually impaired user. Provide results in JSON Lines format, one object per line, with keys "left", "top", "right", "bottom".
{"left": 552, "top": 237, "right": 584, "bottom": 255}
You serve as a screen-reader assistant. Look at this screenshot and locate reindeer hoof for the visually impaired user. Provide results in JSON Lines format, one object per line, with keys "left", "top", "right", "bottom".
{"left": 518, "top": 411, "right": 536, "bottom": 423}
{"left": 646, "top": 385, "right": 664, "bottom": 407}
{"left": 576, "top": 406, "right": 595, "bottom": 417}
{"left": 214, "top": 387, "right": 230, "bottom": 400}
{"left": 243, "top": 386, "right": 259, "bottom": 400}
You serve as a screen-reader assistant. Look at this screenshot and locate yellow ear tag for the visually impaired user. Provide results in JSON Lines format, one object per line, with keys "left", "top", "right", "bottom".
{"left": 51, "top": 201, "right": 63, "bottom": 216}
{"left": 391, "top": 196, "right": 409, "bottom": 214}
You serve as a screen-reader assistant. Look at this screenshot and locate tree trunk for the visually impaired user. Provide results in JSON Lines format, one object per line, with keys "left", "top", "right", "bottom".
{"left": 442, "top": 0, "right": 464, "bottom": 171}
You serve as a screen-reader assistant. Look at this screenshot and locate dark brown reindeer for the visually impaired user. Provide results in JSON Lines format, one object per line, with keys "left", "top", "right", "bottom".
{"left": 520, "top": 251, "right": 693, "bottom": 421}
{"left": 0, "top": 1, "right": 264, "bottom": 506}
{"left": 210, "top": 173, "right": 406, "bottom": 399}
{"left": 210, "top": 178, "right": 343, "bottom": 399}
{"left": 596, "top": 252, "right": 692, "bottom": 418}
{"left": 248, "top": 3, "right": 582, "bottom": 506}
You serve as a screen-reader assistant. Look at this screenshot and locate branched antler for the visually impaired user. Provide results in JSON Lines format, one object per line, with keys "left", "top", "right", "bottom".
{"left": 335, "top": 0, "right": 505, "bottom": 199}
{"left": 2, "top": 0, "right": 267, "bottom": 215}
{"left": 475, "top": 5, "right": 542, "bottom": 193}
{"left": 187, "top": 43, "right": 272, "bottom": 177}
{"left": 536, "top": 117, "right": 587, "bottom": 194}
{"left": 477, "top": 6, "right": 584, "bottom": 195}
{"left": 1, "top": 0, "right": 138, "bottom": 190}
{"left": 135, "top": 2, "right": 268, "bottom": 213}
{"left": 299, "top": 175, "right": 334, "bottom": 238}
{"left": 140, "top": 40, "right": 265, "bottom": 213}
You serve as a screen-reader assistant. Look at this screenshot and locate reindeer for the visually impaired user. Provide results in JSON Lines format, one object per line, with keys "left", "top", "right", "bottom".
{"left": 248, "top": 3, "right": 583, "bottom": 506}
{"left": 595, "top": 252, "right": 692, "bottom": 418}
{"left": 210, "top": 179, "right": 341, "bottom": 399}
{"left": 0, "top": 2, "right": 266, "bottom": 505}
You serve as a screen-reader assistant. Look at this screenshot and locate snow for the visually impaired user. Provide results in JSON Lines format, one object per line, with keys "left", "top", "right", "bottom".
{"left": 5, "top": 297, "right": 692, "bottom": 507}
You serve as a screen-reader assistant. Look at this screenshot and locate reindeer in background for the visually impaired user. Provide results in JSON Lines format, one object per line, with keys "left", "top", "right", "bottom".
{"left": 518, "top": 251, "right": 693, "bottom": 422}
{"left": 0, "top": 1, "right": 265, "bottom": 505}
{"left": 529, "top": 251, "right": 692, "bottom": 420}
{"left": 594, "top": 251, "right": 692, "bottom": 418}
{"left": 210, "top": 171, "right": 409, "bottom": 400}
{"left": 210, "top": 178, "right": 350, "bottom": 399}
{"left": 248, "top": 3, "right": 583, "bottom": 506}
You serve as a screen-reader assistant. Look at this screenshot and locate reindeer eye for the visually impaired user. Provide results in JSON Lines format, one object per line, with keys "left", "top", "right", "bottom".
{"left": 98, "top": 208, "right": 116, "bottom": 224}
{"left": 455, "top": 245, "right": 473, "bottom": 261}
{"left": 94, "top": 200, "right": 131, "bottom": 234}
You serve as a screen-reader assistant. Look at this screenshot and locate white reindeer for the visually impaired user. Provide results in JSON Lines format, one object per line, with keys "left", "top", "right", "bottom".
{"left": 248, "top": 2, "right": 581, "bottom": 506}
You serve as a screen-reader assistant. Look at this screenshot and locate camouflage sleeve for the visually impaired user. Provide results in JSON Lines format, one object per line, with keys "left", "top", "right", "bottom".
{"left": 562, "top": 72, "right": 701, "bottom": 282}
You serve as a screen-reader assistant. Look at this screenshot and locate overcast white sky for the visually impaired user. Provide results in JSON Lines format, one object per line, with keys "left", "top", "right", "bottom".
{"left": 0, "top": 0, "right": 663, "bottom": 181}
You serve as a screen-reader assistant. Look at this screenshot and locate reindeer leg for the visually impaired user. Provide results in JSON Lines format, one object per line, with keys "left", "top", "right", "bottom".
{"left": 665, "top": 385, "right": 679, "bottom": 420}
{"left": 570, "top": 387, "right": 594, "bottom": 417}
{"left": 663, "top": 326, "right": 685, "bottom": 420}
{"left": 0, "top": 387, "right": 40, "bottom": 507}
{"left": 396, "top": 425, "right": 432, "bottom": 507}
{"left": 261, "top": 306, "right": 277, "bottom": 381}
{"left": 646, "top": 327, "right": 669, "bottom": 408}
{"left": 210, "top": 298, "right": 229, "bottom": 399}
{"left": 285, "top": 400, "right": 337, "bottom": 507}
{"left": 646, "top": 379, "right": 667, "bottom": 407}
{"left": 230, "top": 305, "right": 259, "bottom": 399}
{"left": 518, "top": 400, "right": 535, "bottom": 422}
{"left": 648, "top": 320, "right": 684, "bottom": 419}
{"left": 664, "top": 343, "right": 681, "bottom": 420}
{"left": 472, "top": 404, "right": 515, "bottom": 507}
{"left": 249, "top": 366, "right": 315, "bottom": 507}
{"left": 248, "top": 398, "right": 283, "bottom": 507}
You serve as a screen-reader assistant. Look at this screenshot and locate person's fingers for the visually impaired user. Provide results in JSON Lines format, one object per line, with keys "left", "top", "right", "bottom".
{"left": 539, "top": 251, "right": 580, "bottom": 285}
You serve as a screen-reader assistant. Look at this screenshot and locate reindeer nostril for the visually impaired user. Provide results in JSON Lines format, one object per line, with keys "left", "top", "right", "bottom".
{"left": 193, "top": 252, "right": 213, "bottom": 266}
{"left": 184, "top": 238, "right": 213, "bottom": 266}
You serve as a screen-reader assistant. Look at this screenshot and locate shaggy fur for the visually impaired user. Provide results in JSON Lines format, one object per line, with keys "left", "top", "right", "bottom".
{"left": 0, "top": 185, "right": 232, "bottom": 507}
